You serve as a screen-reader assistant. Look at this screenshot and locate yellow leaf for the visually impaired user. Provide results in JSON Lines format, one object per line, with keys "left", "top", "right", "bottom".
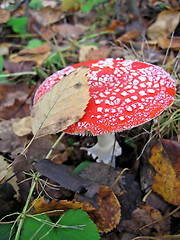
{"left": 31, "top": 66, "right": 90, "bottom": 138}
{"left": 149, "top": 143, "right": 180, "bottom": 205}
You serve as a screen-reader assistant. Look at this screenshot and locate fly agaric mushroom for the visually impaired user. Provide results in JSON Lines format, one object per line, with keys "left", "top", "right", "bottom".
{"left": 34, "top": 58, "right": 176, "bottom": 167}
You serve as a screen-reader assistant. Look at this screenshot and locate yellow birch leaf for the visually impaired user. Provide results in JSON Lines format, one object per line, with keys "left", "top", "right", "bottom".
{"left": 31, "top": 66, "right": 90, "bottom": 138}
{"left": 149, "top": 142, "right": 180, "bottom": 206}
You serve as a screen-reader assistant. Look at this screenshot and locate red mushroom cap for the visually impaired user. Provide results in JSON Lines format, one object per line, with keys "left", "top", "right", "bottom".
{"left": 34, "top": 58, "right": 176, "bottom": 136}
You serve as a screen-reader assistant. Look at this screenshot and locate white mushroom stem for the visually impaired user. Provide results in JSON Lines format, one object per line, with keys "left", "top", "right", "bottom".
{"left": 87, "top": 133, "right": 122, "bottom": 168}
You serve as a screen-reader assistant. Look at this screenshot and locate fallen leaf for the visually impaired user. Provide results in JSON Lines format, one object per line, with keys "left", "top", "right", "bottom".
{"left": 116, "top": 30, "right": 140, "bottom": 44}
{"left": 0, "top": 8, "right": 10, "bottom": 24}
{"left": 12, "top": 116, "right": 32, "bottom": 137}
{"left": 149, "top": 141, "right": 180, "bottom": 205}
{"left": 79, "top": 162, "right": 141, "bottom": 220}
{"left": 11, "top": 154, "right": 33, "bottom": 173}
{"left": 147, "top": 10, "right": 180, "bottom": 40}
{"left": 32, "top": 196, "right": 96, "bottom": 216}
{"left": 53, "top": 23, "right": 85, "bottom": 40}
{"left": 30, "top": 6, "right": 63, "bottom": 26}
{"left": 0, "top": 43, "right": 11, "bottom": 56}
{"left": 160, "top": 139, "right": 180, "bottom": 177}
{"left": 34, "top": 159, "right": 91, "bottom": 192}
{"left": 84, "top": 46, "right": 111, "bottom": 62}
{"left": 0, "top": 155, "right": 9, "bottom": 180}
{"left": 31, "top": 66, "right": 90, "bottom": 138}
{"left": 4, "top": 60, "right": 36, "bottom": 73}
{"left": 0, "top": 119, "right": 24, "bottom": 154}
{"left": 60, "top": 0, "right": 81, "bottom": 12}
{"left": 19, "top": 42, "right": 51, "bottom": 55}
{"left": 0, "top": 83, "right": 33, "bottom": 119}
{"left": 9, "top": 52, "right": 50, "bottom": 67}
{"left": 79, "top": 45, "right": 98, "bottom": 62}
{"left": 158, "top": 36, "right": 180, "bottom": 50}
{"left": 119, "top": 205, "right": 170, "bottom": 236}
{"left": 104, "top": 19, "right": 124, "bottom": 31}
{"left": 97, "top": 185, "right": 121, "bottom": 233}
{"left": 32, "top": 185, "right": 121, "bottom": 233}
{"left": 26, "top": 135, "right": 66, "bottom": 162}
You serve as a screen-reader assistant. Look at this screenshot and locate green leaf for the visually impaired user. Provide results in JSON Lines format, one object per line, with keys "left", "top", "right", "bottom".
{"left": 25, "top": 39, "right": 45, "bottom": 49}
{"left": 20, "top": 210, "right": 100, "bottom": 240}
{"left": 0, "top": 55, "right": 4, "bottom": 72}
{"left": 74, "top": 161, "right": 91, "bottom": 175}
{"left": 29, "top": 0, "right": 43, "bottom": 9}
{"left": 7, "top": 17, "right": 29, "bottom": 38}
{"left": 20, "top": 215, "right": 57, "bottom": 240}
{"left": 0, "top": 223, "right": 15, "bottom": 240}
{"left": 56, "top": 209, "right": 100, "bottom": 240}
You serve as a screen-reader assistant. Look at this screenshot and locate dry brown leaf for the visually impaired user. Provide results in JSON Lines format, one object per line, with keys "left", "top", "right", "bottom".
{"left": 10, "top": 52, "right": 50, "bottom": 67}
{"left": 147, "top": 10, "right": 180, "bottom": 40}
{"left": 53, "top": 23, "right": 86, "bottom": 40}
{"left": 116, "top": 30, "right": 140, "bottom": 43}
{"left": 79, "top": 45, "right": 98, "bottom": 62}
{"left": 30, "top": 6, "right": 63, "bottom": 26}
{"left": 158, "top": 36, "right": 180, "bottom": 50}
{"left": 119, "top": 205, "right": 170, "bottom": 236}
{"left": 12, "top": 116, "right": 32, "bottom": 137}
{"left": 97, "top": 185, "right": 121, "bottom": 233}
{"left": 32, "top": 196, "right": 97, "bottom": 217}
{"left": 31, "top": 66, "right": 90, "bottom": 138}
{"left": 0, "top": 8, "right": 10, "bottom": 24}
{"left": 0, "top": 83, "right": 33, "bottom": 119}
{"left": 19, "top": 42, "right": 51, "bottom": 55}
{"left": 149, "top": 141, "right": 180, "bottom": 205}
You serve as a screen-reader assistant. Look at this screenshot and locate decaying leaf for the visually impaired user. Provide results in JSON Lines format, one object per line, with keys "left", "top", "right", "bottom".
{"left": 97, "top": 185, "right": 121, "bottom": 233}
{"left": 119, "top": 205, "right": 170, "bottom": 236}
{"left": 149, "top": 140, "right": 180, "bottom": 205}
{"left": 79, "top": 162, "right": 141, "bottom": 220}
{"left": 31, "top": 66, "right": 90, "bottom": 138}
{"left": 32, "top": 196, "right": 97, "bottom": 217}
{"left": 0, "top": 83, "right": 33, "bottom": 119}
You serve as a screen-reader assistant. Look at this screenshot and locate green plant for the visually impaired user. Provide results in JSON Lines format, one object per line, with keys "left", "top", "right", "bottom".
{"left": 78, "top": 0, "right": 106, "bottom": 13}
{"left": 7, "top": 17, "right": 29, "bottom": 39}
{"left": 29, "top": 0, "right": 43, "bottom": 10}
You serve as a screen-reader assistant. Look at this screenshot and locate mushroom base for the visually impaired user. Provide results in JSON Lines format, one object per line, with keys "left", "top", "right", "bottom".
{"left": 87, "top": 133, "right": 122, "bottom": 168}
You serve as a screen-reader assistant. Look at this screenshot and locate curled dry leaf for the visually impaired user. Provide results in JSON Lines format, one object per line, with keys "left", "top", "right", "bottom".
{"left": 149, "top": 140, "right": 180, "bottom": 205}
{"left": 31, "top": 66, "right": 90, "bottom": 138}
